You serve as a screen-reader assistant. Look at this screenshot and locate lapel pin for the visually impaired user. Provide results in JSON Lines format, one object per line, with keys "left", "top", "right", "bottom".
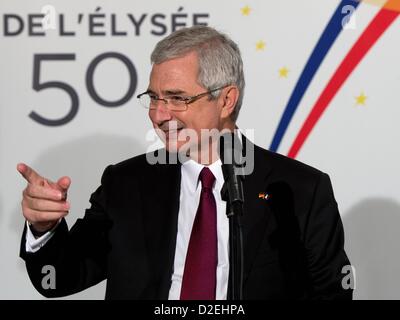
{"left": 258, "top": 192, "right": 270, "bottom": 200}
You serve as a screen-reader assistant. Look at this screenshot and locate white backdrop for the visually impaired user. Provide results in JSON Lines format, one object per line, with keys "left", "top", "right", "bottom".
{"left": 1, "top": 0, "right": 399, "bottom": 299}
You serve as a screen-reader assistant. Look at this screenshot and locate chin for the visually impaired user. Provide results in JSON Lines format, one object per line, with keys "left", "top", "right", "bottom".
{"left": 164, "top": 140, "right": 185, "bottom": 153}
{"left": 166, "top": 138, "right": 200, "bottom": 156}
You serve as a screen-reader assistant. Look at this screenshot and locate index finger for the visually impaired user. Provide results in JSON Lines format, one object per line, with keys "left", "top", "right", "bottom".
{"left": 17, "top": 163, "right": 42, "bottom": 184}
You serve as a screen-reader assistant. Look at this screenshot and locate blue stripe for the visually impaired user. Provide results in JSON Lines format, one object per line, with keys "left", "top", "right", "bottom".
{"left": 269, "top": 0, "right": 361, "bottom": 152}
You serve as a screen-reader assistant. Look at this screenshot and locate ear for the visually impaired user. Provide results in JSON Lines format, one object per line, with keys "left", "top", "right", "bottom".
{"left": 219, "top": 86, "right": 239, "bottom": 119}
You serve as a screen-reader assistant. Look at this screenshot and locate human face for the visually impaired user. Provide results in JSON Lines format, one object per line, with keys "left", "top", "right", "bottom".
{"left": 148, "top": 51, "right": 225, "bottom": 161}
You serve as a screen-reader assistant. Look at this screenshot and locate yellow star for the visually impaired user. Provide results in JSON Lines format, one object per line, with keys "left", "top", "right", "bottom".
{"left": 256, "top": 40, "right": 266, "bottom": 51}
{"left": 279, "top": 67, "right": 290, "bottom": 78}
{"left": 355, "top": 92, "right": 367, "bottom": 105}
{"left": 241, "top": 5, "right": 251, "bottom": 16}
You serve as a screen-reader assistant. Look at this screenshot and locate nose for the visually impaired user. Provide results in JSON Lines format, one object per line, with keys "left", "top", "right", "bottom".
{"left": 149, "top": 99, "right": 172, "bottom": 124}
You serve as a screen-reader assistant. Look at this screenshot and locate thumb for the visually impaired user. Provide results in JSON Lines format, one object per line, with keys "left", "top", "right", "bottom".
{"left": 56, "top": 176, "right": 71, "bottom": 191}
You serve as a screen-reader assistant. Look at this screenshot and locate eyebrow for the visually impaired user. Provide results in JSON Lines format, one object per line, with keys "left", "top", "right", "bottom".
{"left": 146, "top": 88, "right": 188, "bottom": 96}
{"left": 163, "top": 89, "right": 187, "bottom": 96}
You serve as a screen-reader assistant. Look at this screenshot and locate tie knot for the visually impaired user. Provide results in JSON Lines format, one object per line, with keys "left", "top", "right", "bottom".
{"left": 199, "top": 167, "right": 215, "bottom": 190}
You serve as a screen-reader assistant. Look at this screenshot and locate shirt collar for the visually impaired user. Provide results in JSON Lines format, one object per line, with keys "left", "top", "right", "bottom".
{"left": 180, "top": 128, "right": 243, "bottom": 193}
{"left": 181, "top": 159, "right": 224, "bottom": 194}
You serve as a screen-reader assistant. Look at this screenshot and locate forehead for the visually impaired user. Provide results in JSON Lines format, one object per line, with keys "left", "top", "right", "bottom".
{"left": 149, "top": 51, "right": 201, "bottom": 90}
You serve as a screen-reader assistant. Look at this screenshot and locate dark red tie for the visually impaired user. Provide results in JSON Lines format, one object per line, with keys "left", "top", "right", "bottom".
{"left": 180, "top": 167, "right": 217, "bottom": 300}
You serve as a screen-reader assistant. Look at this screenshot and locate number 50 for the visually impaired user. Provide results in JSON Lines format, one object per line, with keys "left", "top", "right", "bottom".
{"left": 29, "top": 52, "right": 138, "bottom": 126}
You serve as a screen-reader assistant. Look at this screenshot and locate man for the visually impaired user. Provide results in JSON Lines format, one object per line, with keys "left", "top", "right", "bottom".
{"left": 18, "top": 26, "right": 352, "bottom": 300}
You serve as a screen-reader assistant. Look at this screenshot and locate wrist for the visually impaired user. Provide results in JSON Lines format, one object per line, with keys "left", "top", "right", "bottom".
{"left": 28, "top": 222, "right": 56, "bottom": 238}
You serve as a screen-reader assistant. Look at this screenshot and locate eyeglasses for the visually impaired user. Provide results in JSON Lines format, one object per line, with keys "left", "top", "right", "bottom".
{"left": 137, "top": 85, "right": 228, "bottom": 111}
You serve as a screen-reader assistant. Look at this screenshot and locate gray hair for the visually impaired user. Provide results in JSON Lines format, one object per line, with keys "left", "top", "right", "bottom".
{"left": 151, "top": 26, "right": 245, "bottom": 122}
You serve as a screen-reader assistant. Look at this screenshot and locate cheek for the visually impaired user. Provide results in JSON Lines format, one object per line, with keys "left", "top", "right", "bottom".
{"left": 174, "top": 102, "right": 221, "bottom": 137}
{"left": 193, "top": 110, "right": 220, "bottom": 130}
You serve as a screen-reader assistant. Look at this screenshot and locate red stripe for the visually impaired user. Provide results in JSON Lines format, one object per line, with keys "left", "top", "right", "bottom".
{"left": 288, "top": 7, "right": 399, "bottom": 158}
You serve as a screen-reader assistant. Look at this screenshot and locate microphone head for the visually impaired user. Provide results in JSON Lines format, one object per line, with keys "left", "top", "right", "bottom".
{"left": 218, "top": 131, "right": 245, "bottom": 204}
{"left": 218, "top": 131, "right": 242, "bottom": 166}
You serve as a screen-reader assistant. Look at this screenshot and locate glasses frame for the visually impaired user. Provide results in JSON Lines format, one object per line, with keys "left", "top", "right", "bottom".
{"left": 137, "top": 85, "right": 229, "bottom": 111}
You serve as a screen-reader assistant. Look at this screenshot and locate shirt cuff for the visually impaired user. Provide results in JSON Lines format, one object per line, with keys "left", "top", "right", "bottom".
{"left": 25, "top": 220, "right": 60, "bottom": 253}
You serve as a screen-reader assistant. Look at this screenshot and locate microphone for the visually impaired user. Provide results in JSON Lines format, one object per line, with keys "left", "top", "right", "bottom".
{"left": 218, "top": 131, "right": 244, "bottom": 216}
{"left": 218, "top": 131, "right": 245, "bottom": 300}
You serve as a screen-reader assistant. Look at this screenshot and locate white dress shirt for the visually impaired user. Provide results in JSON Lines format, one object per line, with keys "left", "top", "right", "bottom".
{"left": 168, "top": 159, "right": 229, "bottom": 300}
{"left": 26, "top": 159, "right": 230, "bottom": 299}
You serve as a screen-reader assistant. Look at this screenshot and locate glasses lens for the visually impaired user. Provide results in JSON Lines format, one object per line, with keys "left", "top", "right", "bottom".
{"left": 138, "top": 94, "right": 151, "bottom": 109}
{"left": 167, "top": 98, "right": 187, "bottom": 111}
{"left": 138, "top": 94, "right": 188, "bottom": 111}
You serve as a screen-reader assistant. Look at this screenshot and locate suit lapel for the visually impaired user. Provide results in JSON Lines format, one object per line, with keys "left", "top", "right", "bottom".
{"left": 155, "top": 156, "right": 182, "bottom": 299}
{"left": 140, "top": 150, "right": 182, "bottom": 299}
{"left": 240, "top": 140, "right": 274, "bottom": 280}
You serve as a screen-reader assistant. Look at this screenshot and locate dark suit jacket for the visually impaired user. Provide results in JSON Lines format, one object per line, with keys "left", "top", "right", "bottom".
{"left": 20, "top": 138, "right": 352, "bottom": 299}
